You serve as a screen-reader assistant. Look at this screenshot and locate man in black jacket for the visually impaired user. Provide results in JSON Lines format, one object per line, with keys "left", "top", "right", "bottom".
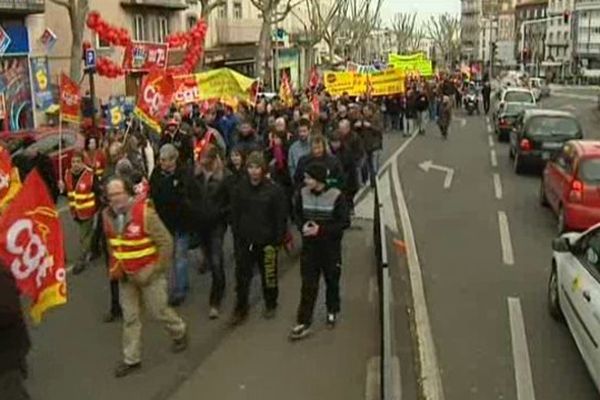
{"left": 150, "top": 144, "right": 193, "bottom": 306}
{"left": 230, "top": 151, "right": 287, "bottom": 325}
{"left": 293, "top": 135, "right": 344, "bottom": 191}
{"left": 0, "top": 267, "right": 31, "bottom": 400}
{"left": 160, "top": 119, "right": 194, "bottom": 166}
{"left": 289, "top": 162, "right": 350, "bottom": 340}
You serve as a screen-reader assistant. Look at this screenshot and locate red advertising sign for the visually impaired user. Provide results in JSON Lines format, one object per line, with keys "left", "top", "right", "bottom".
{"left": 59, "top": 73, "right": 81, "bottom": 124}
{"left": 133, "top": 69, "right": 175, "bottom": 132}
{"left": 122, "top": 42, "right": 168, "bottom": 72}
{"left": 0, "top": 170, "right": 66, "bottom": 323}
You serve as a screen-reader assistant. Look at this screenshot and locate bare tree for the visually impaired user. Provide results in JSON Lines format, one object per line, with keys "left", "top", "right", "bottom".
{"left": 391, "top": 12, "right": 425, "bottom": 54}
{"left": 200, "top": 0, "right": 227, "bottom": 19}
{"left": 292, "top": 0, "right": 348, "bottom": 73}
{"left": 250, "top": 0, "right": 302, "bottom": 86}
{"left": 49, "top": 0, "right": 89, "bottom": 82}
{"left": 427, "top": 13, "right": 461, "bottom": 68}
{"left": 337, "top": 0, "right": 383, "bottom": 62}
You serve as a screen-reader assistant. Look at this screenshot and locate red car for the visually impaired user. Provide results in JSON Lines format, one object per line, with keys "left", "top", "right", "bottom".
{"left": 0, "top": 128, "right": 85, "bottom": 182}
{"left": 541, "top": 140, "right": 600, "bottom": 233}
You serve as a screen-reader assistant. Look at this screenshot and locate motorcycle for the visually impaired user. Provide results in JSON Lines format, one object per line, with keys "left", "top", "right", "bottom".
{"left": 464, "top": 93, "right": 479, "bottom": 115}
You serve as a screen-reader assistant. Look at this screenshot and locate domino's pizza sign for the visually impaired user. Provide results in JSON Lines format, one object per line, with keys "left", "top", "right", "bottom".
{"left": 0, "top": 26, "right": 12, "bottom": 55}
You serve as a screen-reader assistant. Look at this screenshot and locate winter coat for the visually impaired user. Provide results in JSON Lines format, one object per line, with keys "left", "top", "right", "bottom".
{"left": 186, "top": 168, "right": 231, "bottom": 230}
{"left": 149, "top": 166, "right": 194, "bottom": 234}
{"left": 294, "top": 153, "right": 345, "bottom": 190}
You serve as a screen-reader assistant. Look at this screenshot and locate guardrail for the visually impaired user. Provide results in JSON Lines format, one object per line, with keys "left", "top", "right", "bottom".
{"left": 373, "top": 177, "right": 396, "bottom": 400}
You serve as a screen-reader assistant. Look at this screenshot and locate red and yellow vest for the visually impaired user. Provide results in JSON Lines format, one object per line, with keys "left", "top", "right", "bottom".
{"left": 103, "top": 200, "right": 159, "bottom": 280}
{"left": 65, "top": 167, "right": 97, "bottom": 220}
{"left": 84, "top": 150, "right": 106, "bottom": 178}
{"left": 193, "top": 131, "right": 214, "bottom": 161}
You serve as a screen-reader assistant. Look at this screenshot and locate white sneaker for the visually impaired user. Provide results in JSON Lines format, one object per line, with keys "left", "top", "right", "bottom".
{"left": 209, "top": 307, "right": 220, "bottom": 320}
{"left": 289, "top": 324, "right": 311, "bottom": 341}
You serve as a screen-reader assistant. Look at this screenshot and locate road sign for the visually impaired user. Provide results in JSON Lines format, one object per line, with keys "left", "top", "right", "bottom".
{"left": 84, "top": 49, "right": 96, "bottom": 69}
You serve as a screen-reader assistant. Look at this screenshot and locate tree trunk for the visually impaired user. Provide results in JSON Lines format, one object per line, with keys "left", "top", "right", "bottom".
{"left": 69, "top": 6, "right": 84, "bottom": 82}
{"left": 256, "top": 15, "right": 272, "bottom": 87}
{"left": 302, "top": 44, "right": 314, "bottom": 86}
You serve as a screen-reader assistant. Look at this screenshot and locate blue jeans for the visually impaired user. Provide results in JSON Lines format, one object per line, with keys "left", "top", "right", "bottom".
{"left": 170, "top": 232, "right": 190, "bottom": 301}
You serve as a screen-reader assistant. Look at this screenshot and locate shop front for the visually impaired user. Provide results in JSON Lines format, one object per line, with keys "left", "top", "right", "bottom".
{"left": 204, "top": 44, "right": 257, "bottom": 79}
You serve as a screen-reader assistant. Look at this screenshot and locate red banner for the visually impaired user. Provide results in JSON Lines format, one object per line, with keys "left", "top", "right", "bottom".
{"left": 173, "top": 74, "right": 201, "bottom": 106}
{"left": 134, "top": 69, "right": 175, "bottom": 132}
{"left": 0, "top": 170, "right": 66, "bottom": 323}
{"left": 59, "top": 73, "right": 81, "bottom": 124}
{"left": 123, "top": 42, "right": 168, "bottom": 72}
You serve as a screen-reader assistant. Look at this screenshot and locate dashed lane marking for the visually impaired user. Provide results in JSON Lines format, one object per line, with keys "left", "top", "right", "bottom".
{"left": 490, "top": 149, "right": 498, "bottom": 168}
{"left": 498, "top": 211, "right": 515, "bottom": 265}
{"left": 488, "top": 135, "right": 495, "bottom": 148}
{"left": 508, "top": 297, "right": 537, "bottom": 400}
{"left": 493, "top": 173, "right": 503, "bottom": 200}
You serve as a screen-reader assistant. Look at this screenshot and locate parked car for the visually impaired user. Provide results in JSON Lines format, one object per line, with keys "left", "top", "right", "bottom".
{"left": 530, "top": 77, "right": 550, "bottom": 100}
{"left": 549, "top": 227, "right": 600, "bottom": 393}
{"left": 493, "top": 87, "right": 536, "bottom": 120}
{"left": 0, "top": 128, "right": 84, "bottom": 182}
{"left": 494, "top": 102, "right": 536, "bottom": 142}
{"left": 509, "top": 109, "right": 583, "bottom": 174}
{"left": 541, "top": 141, "right": 600, "bottom": 233}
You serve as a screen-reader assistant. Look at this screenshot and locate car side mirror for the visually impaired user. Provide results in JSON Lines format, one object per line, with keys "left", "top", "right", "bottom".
{"left": 552, "top": 237, "right": 572, "bottom": 253}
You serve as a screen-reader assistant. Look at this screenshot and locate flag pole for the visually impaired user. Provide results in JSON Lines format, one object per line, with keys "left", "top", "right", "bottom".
{"left": 58, "top": 73, "right": 63, "bottom": 184}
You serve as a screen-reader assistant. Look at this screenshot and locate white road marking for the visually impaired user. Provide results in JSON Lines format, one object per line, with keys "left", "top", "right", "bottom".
{"left": 391, "top": 161, "right": 445, "bottom": 400}
{"left": 488, "top": 135, "right": 495, "bottom": 148}
{"left": 490, "top": 149, "right": 498, "bottom": 167}
{"left": 461, "top": 118, "right": 467, "bottom": 127}
{"left": 380, "top": 169, "right": 399, "bottom": 234}
{"left": 418, "top": 161, "right": 455, "bottom": 190}
{"left": 508, "top": 297, "right": 537, "bottom": 400}
{"left": 365, "top": 357, "right": 381, "bottom": 400}
{"left": 487, "top": 124, "right": 492, "bottom": 133}
{"left": 493, "top": 173, "right": 503, "bottom": 199}
{"left": 498, "top": 211, "right": 515, "bottom": 265}
{"left": 486, "top": 116, "right": 490, "bottom": 124}
{"left": 553, "top": 92, "right": 596, "bottom": 101}
{"left": 561, "top": 104, "right": 576, "bottom": 111}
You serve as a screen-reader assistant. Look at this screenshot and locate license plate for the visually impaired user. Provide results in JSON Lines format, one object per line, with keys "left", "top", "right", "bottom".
{"left": 542, "top": 142, "right": 562, "bottom": 150}
{"left": 542, "top": 152, "right": 550, "bottom": 160}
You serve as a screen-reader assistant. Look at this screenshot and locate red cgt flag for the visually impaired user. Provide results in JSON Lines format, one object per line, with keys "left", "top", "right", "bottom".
{"left": 309, "top": 66, "right": 319, "bottom": 90}
{"left": 0, "top": 170, "right": 66, "bottom": 323}
{"left": 59, "top": 73, "right": 81, "bottom": 124}
{"left": 134, "top": 68, "right": 175, "bottom": 133}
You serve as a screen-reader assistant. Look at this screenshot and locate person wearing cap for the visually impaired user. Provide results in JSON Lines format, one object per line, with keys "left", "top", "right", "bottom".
{"left": 289, "top": 161, "right": 350, "bottom": 340}
{"left": 293, "top": 134, "right": 344, "bottom": 191}
{"left": 160, "top": 118, "right": 194, "bottom": 165}
{"left": 230, "top": 151, "right": 287, "bottom": 325}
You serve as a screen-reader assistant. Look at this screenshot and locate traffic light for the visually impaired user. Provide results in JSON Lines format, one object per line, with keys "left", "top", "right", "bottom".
{"left": 563, "top": 11, "right": 570, "bottom": 24}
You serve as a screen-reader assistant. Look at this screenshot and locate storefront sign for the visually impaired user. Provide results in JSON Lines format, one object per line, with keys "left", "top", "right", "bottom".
{"left": 122, "top": 42, "right": 168, "bottom": 72}
{"left": 29, "top": 57, "right": 54, "bottom": 111}
{"left": 0, "top": 56, "right": 34, "bottom": 131}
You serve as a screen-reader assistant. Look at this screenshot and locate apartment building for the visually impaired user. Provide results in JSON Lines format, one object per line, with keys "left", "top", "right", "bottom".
{"left": 573, "top": 0, "right": 600, "bottom": 69}
{"left": 546, "top": 0, "right": 573, "bottom": 62}
{"left": 497, "top": 0, "right": 518, "bottom": 65}
{"left": 515, "top": 0, "right": 549, "bottom": 64}
{"left": 461, "top": 0, "right": 482, "bottom": 60}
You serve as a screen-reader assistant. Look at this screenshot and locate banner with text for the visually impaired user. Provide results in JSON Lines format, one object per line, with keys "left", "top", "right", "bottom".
{"left": 387, "top": 53, "right": 433, "bottom": 76}
{"left": 134, "top": 69, "right": 174, "bottom": 132}
{"left": 323, "top": 69, "right": 405, "bottom": 97}
{"left": 59, "top": 73, "right": 81, "bottom": 124}
{"left": 123, "top": 42, "right": 168, "bottom": 72}
{"left": 172, "top": 68, "right": 257, "bottom": 106}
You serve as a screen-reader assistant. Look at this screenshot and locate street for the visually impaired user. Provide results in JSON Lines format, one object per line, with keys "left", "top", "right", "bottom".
{"left": 386, "top": 87, "right": 600, "bottom": 399}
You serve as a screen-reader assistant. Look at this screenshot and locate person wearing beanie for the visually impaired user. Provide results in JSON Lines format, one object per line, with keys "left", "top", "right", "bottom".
{"left": 289, "top": 161, "right": 350, "bottom": 340}
{"left": 293, "top": 134, "right": 344, "bottom": 191}
{"left": 230, "top": 151, "right": 288, "bottom": 325}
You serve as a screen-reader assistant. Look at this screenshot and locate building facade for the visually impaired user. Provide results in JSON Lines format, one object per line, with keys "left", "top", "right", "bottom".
{"left": 574, "top": 0, "right": 600, "bottom": 70}
{"left": 497, "top": 0, "right": 518, "bottom": 65}
{"left": 515, "top": 0, "right": 549, "bottom": 66}
{"left": 461, "top": 0, "right": 483, "bottom": 61}
{"left": 545, "top": 0, "right": 573, "bottom": 63}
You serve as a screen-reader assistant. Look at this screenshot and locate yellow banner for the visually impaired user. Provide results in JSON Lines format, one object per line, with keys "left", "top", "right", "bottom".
{"left": 323, "top": 69, "right": 405, "bottom": 97}
{"left": 388, "top": 53, "right": 433, "bottom": 76}
{"left": 173, "top": 68, "right": 256, "bottom": 106}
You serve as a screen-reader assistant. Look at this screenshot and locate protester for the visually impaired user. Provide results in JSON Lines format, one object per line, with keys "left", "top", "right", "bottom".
{"left": 438, "top": 95, "right": 453, "bottom": 139}
{"left": 103, "top": 176, "right": 187, "bottom": 378}
{"left": 233, "top": 118, "right": 263, "bottom": 158}
{"left": 160, "top": 119, "right": 194, "bottom": 165}
{"left": 230, "top": 151, "right": 287, "bottom": 325}
{"left": 287, "top": 118, "right": 312, "bottom": 179}
{"left": 354, "top": 105, "right": 383, "bottom": 186}
{"left": 83, "top": 136, "right": 107, "bottom": 179}
{"left": 290, "top": 162, "right": 350, "bottom": 340}
{"left": 294, "top": 134, "right": 344, "bottom": 190}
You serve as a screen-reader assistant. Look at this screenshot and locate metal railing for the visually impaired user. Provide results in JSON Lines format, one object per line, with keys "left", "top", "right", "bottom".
{"left": 373, "top": 177, "right": 396, "bottom": 400}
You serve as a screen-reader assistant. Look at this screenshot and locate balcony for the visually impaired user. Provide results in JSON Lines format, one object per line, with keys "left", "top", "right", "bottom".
{"left": 120, "top": 0, "right": 187, "bottom": 10}
{"left": 0, "top": 0, "right": 44, "bottom": 14}
{"left": 215, "top": 18, "right": 262, "bottom": 45}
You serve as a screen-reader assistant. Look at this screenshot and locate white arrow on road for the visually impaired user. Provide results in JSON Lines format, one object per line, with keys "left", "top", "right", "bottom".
{"left": 419, "top": 160, "right": 455, "bottom": 189}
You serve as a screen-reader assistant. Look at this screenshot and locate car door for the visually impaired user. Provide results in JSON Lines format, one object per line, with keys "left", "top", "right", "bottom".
{"left": 571, "top": 230, "right": 600, "bottom": 380}
{"left": 546, "top": 145, "right": 575, "bottom": 211}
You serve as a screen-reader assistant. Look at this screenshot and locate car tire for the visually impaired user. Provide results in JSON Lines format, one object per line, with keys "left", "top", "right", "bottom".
{"left": 513, "top": 153, "right": 524, "bottom": 174}
{"left": 558, "top": 206, "right": 567, "bottom": 234}
{"left": 539, "top": 179, "right": 549, "bottom": 207}
{"left": 548, "top": 265, "right": 564, "bottom": 321}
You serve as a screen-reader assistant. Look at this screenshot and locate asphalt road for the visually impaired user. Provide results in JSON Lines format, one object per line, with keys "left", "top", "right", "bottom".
{"left": 388, "top": 92, "right": 600, "bottom": 399}
{"left": 26, "top": 190, "right": 379, "bottom": 398}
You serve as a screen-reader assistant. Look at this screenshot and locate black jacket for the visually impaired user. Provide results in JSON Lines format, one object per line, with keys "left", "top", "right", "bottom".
{"left": 186, "top": 168, "right": 230, "bottom": 230}
{"left": 337, "top": 132, "right": 364, "bottom": 194}
{"left": 149, "top": 166, "right": 193, "bottom": 233}
{"left": 354, "top": 119, "right": 383, "bottom": 153}
{"left": 0, "top": 268, "right": 30, "bottom": 375}
{"left": 232, "top": 178, "right": 287, "bottom": 246}
{"left": 159, "top": 131, "right": 194, "bottom": 165}
{"left": 294, "top": 186, "right": 350, "bottom": 243}
{"left": 233, "top": 132, "right": 263, "bottom": 158}
{"left": 416, "top": 92, "right": 429, "bottom": 112}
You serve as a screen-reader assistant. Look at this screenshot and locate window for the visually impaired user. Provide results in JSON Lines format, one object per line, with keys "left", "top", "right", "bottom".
{"left": 187, "top": 15, "right": 198, "bottom": 31}
{"left": 233, "top": 1, "right": 242, "bottom": 19}
{"left": 96, "top": 33, "right": 111, "bottom": 49}
{"left": 157, "top": 17, "right": 169, "bottom": 43}
{"left": 555, "top": 146, "right": 575, "bottom": 173}
{"left": 218, "top": 3, "right": 228, "bottom": 19}
{"left": 133, "top": 14, "right": 145, "bottom": 41}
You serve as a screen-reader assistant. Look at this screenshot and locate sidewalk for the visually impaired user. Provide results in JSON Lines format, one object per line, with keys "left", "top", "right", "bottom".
{"left": 168, "top": 220, "right": 379, "bottom": 400}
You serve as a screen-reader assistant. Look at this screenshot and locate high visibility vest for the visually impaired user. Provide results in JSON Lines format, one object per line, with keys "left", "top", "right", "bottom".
{"left": 65, "top": 167, "right": 97, "bottom": 220}
{"left": 103, "top": 199, "right": 159, "bottom": 279}
{"left": 194, "top": 131, "right": 214, "bottom": 161}
{"left": 84, "top": 150, "right": 106, "bottom": 177}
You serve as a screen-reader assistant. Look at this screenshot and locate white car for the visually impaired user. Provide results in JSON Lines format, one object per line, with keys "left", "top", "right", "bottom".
{"left": 493, "top": 88, "right": 537, "bottom": 120}
{"left": 549, "top": 225, "right": 600, "bottom": 391}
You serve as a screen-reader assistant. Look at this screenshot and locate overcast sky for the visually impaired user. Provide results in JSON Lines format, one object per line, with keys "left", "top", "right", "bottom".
{"left": 381, "top": 0, "right": 461, "bottom": 26}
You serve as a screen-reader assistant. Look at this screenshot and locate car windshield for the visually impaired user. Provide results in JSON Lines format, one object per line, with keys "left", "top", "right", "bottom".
{"left": 504, "top": 91, "right": 534, "bottom": 103}
{"left": 579, "top": 159, "right": 600, "bottom": 183}
{"left": 526, "top": 116, "right": 580, "bottom": 137}
{"left": 504, "top": 103, "right": 534, "bottom": 115}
